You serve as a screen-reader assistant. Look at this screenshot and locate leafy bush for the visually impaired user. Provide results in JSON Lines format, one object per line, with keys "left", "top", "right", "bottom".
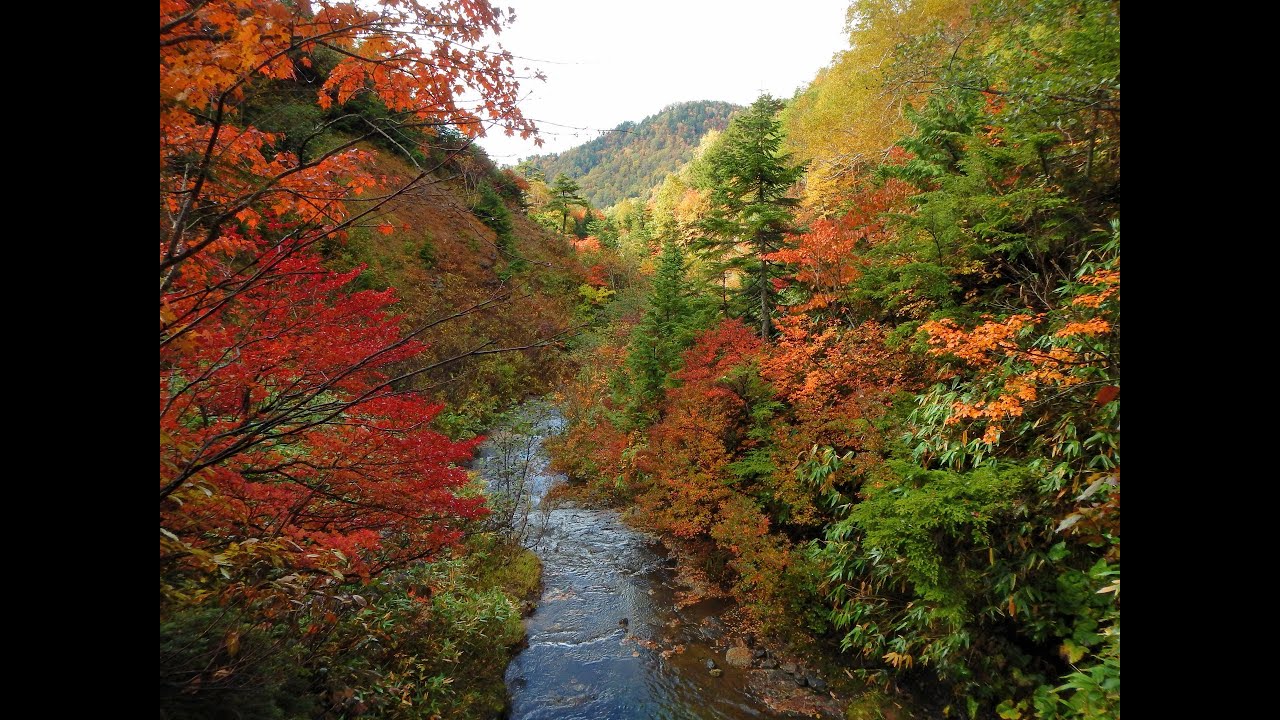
{"left": 160, "top": 540, "right": 539, "bottom": 720}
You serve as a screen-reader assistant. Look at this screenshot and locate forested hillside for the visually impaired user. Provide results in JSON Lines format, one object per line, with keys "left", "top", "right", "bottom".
{"left": 160, "top": 2, "right": 587, "bottom": 716}
{"left": 551, "top": 0, "right": 1120, "bottom": 717}
{"left": 519, "top": 100, "right": 740, "bottom": 208}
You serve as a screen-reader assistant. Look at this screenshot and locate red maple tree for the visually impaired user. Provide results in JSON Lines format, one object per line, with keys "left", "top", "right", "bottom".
{"left": 160, "top": 0, "right": 541, "bottom": 587}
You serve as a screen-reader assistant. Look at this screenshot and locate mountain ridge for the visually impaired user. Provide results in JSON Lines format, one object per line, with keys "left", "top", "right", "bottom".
{"left": 520, "top": 100, "right": 741, "bottom": 208}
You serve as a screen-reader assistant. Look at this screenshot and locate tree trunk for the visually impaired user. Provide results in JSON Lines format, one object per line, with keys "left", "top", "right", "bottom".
{"left": 760, "top": 258, "right": 771, "bottom": 339}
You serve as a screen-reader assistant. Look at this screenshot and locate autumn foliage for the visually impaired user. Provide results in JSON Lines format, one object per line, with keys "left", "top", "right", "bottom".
{"left": 766, "top": 178, "right": 911, "bottom": 313}
{"left": 550, "top": 1, "right": 1119, "bottom": 716}
{"left": 160, "top": 0, "right": 540, "bottom": 572}
{"left": 635, "top": 319, "right": 761, "bottom": 537}
{"left": 160, "top": 255, "right": 488, "bottom": 581}
{"left": 160, "top": 1, "right": 560, "bottom": 714}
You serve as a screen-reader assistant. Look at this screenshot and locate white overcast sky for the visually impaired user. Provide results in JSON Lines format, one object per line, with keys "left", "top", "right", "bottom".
{"left": 473, "top": 1, "right": 853, "bottom": 165}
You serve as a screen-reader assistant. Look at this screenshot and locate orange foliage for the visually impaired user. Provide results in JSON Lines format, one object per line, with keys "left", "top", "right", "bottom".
{"left": 767, "top": 180, "right": 910, "bottom": 312}
{"left": 923, "top": 315, "right": 1077, "bottom": 442}
{"left": 921, "top": 266, "right": 1119, "bottom": 444}
{"left": 572, "top": 236, "right": 603, "bottom": 253}
{"left": 161, "top": 0, "right": 539, "bottom": 138}
{"left": 761, "top": 316, "right": 921, "bottom": 522}
{"left": 636, "top": 320, "right": 762, "bottom": 538}
{"left": 585, "top": 264, "right": 611, "bottom": 288}
{"left": 1070, "top": 269, "right": 1120, "bottom": 308}
{"left": 763, "top": 316, "right": 914, "bottom": 412}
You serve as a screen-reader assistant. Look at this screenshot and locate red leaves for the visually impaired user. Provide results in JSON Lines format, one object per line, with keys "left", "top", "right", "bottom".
{"left": 635, "top": 320, "right": 762, "bottom": 538}
{"left": 1094, "top": 385, "right": 1120, "bottom": 406}
{"left": 161, "top": 252, "right": 487, "bottom": 576}
{"left": 766, "top": 179, "right": 910, "bottom": 312}
{"left": 670, "top": 319, "right": 761, "bottom": 387}
{"left": 585, "top": 263, "right": 610, "bottom": 288}
{"left": 160, "top": 1, "right": 550, "bottom": 583}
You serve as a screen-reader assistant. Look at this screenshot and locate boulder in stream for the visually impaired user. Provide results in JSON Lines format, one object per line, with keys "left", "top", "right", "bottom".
{"left": 709, "top": 668, "right": 723, "bottom": 678}
{"left": 725, "top": 646, "right": 753, "bottom": 668}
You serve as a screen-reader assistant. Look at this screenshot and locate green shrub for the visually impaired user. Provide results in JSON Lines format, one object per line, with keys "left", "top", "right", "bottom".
{"left": 417, "top": 236, "right": 437, "bottom": 268}
{"left": 471, "top": 182, "right": 515, "bottom": 251}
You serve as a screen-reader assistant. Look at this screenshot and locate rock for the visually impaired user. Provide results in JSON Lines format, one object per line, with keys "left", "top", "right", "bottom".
{"left": 725, "top": 646, "right": 754, "bottom": 668}
{"left": 705, "top": 659, "right": 718, "bottom": 670}
{"left": 762, "top": 669, "right": 789, "bottom": 684}
{"left": 805, "top": 674, "right": 827, "bottom": 692}
{"left": 618, "top": 618, "right": 629, "bottom": 628}
{"left": 781, "top": 662, "right": 798, "bottom": 675}
{"left": 699, "top": 616, "right": 726, "bottom": 641}
{"left": 709, "top": 668, "right": 723, "bottom": 678}
{"left": 795, "top": 674, "right": 808, "bottom": 688}
{"left": 753, "top": 648, "right": 767, "bottom": 660}
{"left": 744, "top": 632, "right": 756, "bottom": 648}
{"left": 760, "top": 658, "right": 778, "bottom": 669}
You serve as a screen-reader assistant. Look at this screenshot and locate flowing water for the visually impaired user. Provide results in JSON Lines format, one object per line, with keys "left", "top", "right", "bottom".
{"left": 475, "top": 401, "right": 839, "bottom": 720}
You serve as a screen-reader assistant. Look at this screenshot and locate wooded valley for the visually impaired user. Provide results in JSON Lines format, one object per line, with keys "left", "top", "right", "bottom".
{"left": 160, "top": 1, "right": 1119, "bottom": 717}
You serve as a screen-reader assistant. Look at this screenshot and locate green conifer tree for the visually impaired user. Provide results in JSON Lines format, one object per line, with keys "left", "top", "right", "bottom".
{"left": 548, "top": 173, "right": 584, "bottom": 235}
{"left": 624, "top": 239, "right": 703, "bottom": 421}
{"left": 586, "top": 216, "right": 620, "bottom": 250}
{"left": 696, "top": 94, "right": 804, "bottom": 339}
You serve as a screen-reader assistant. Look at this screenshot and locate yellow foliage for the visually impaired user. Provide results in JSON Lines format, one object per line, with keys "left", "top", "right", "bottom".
{"left": 884, "top": 651, "right": 915, "bottom": 669}
{"left": 784, "top": 0, "right": 976, "bottom": 212}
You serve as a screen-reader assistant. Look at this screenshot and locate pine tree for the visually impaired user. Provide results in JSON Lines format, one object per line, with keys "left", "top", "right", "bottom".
{"left": 586, "top": 216, "right": 620, "bottom": 249}
{"left": 696, "top": 94, "right": 805, "bottom": 339}
{"left": 548, "top": 173, "right": 584, "bottom": 235}
{"left": 625, "top": 239, "right": 703, "bottom": 420}
{"left": 515, "top": 159, "right": 546, "bottom": 183}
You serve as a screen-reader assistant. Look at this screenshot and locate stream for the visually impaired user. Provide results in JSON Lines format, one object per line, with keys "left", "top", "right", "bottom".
{"left": 474, "top": 401, "right": 845, "bottom": 720}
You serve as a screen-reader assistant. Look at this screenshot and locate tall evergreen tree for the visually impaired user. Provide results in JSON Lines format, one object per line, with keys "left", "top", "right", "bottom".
{"left": 514, "top": 159, "right": 545, "bottom": 183}
{"left": 696, "top": 94, "right": 805, "bottom": 339}
{"left": 586, "top": 216, "right": 620, "bottom": 250}
{"left": 625, "top": 239, "right": 702, "bottom": 420}
{"left": 548, "top": 173, "right": 585, "bottom": 235}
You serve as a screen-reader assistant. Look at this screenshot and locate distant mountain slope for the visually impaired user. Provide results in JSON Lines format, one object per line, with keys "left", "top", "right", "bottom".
{"left": 522, "top": 100, "right": 741, "bottom": 209}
